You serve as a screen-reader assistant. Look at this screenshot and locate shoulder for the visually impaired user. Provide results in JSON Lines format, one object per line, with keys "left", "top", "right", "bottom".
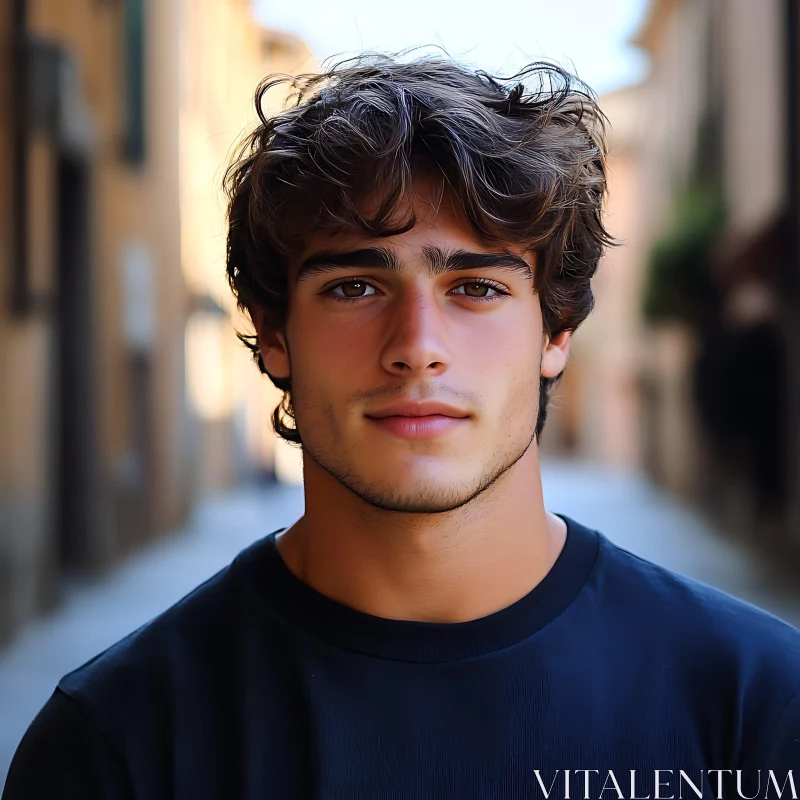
{"left": 588, "top": 531, "right": 800, "bottom": 768}
{"left": 56, "top": 536, "right": 269, "bottom": 743}
{"left": 6, "top": 534, "right": 283, "bottom": 795}
{"left": 594, "top": 532, "right": 800, "bottom": 725}
{"left": 4, "top": 689, "right": 133, "bottom": 799}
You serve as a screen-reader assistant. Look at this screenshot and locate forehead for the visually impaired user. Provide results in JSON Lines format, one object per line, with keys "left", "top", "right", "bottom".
{"left": 294, "top": 177, "right": 530, "bottom": 267}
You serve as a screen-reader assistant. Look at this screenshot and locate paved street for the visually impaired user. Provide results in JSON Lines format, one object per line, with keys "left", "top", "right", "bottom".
{"left": 2, "top": 459, "right": 800, "bottom": 786}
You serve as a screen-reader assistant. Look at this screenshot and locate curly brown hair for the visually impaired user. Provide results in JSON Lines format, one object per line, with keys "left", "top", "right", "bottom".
{"left": 224, "top": 53, "right": 613, "bottom": 446}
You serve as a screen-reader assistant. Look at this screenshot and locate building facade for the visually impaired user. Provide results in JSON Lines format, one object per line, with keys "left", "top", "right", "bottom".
{"left": 0, "top": 0, "right": 314, "bottom": 646}
{"left": 179, "top": 0, "right": 315, "bottom": 492}
{"left": 1, "top": 0, "right": 190, "bottom": 644}
{"left": 630, "top": 0, "right": 800, "bottom": 556}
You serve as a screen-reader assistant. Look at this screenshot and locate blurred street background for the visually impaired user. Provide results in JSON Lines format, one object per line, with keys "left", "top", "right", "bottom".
{"left": 2, "top": 0, "right": 800, "bottom": 787}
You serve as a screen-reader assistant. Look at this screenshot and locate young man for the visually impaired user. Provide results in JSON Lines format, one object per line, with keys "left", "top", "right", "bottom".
{"left": 5, "top": 55, "right": 800, "bottom": 800}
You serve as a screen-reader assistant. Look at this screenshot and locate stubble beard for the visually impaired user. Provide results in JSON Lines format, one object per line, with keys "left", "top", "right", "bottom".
{"left": 297, "top": 381, "right": 541, "bottom": 515}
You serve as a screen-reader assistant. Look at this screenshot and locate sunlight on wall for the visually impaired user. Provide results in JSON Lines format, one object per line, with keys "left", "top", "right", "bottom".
{"left": 274, "top": 438, "right": 304, "bottom": 485}
{"left": 185, "top": 311, "right": 236, "bottom": 420}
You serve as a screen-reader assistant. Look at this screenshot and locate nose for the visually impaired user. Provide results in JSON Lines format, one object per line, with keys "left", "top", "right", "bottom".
{"left": 379, "top": 285, "right": 451, "bottom": 378}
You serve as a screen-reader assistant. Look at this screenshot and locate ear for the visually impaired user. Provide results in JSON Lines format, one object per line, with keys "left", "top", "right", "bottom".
{"left": 541, "top": 329, "right": 572, "bottom": 379}
{"left": 252, "top": 308, "right": 291, "bottom": 380}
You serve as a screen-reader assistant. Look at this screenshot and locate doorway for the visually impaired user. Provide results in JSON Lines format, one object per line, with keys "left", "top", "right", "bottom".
{"left": 54, "top": 153, "right": 96, "bottom": 572}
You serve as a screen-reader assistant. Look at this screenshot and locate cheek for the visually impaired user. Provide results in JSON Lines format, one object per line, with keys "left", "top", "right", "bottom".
{"left": 463, "top": 313, "right": 541, "bottom": 371}
{"left": 294, "top": 319, "right": 373, "bottom": 391}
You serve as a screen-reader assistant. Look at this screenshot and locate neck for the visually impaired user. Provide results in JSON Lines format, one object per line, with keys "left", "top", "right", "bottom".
{"left": 275, "top": 446, "right": 566, "bottom": 624}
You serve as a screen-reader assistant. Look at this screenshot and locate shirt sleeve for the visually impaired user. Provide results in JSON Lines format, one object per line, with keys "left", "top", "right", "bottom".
{"left": 2, "top": 688, "right": 134, "bottom": 800}
{"left": 740, "top": 680, "right": 800, "bottom": 789}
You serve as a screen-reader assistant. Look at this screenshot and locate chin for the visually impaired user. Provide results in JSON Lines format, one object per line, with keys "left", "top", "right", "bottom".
{"left": 361, "top": 455, "right": 462, "bottom": 482}
{"left": 359, "top": 468, "right": 482, "bottom": 508}
{"left": 357, "top": 486, "right": 482, "bottom": 515}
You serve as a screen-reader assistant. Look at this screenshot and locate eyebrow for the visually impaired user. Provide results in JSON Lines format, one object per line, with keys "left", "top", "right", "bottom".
{"left": 295, "top": 246, "right": 534, "bottom": 283}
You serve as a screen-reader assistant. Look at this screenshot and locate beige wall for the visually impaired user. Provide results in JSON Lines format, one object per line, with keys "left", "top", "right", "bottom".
{"left": 628, "top": 0, "right": 797, "bottom": 521}
{"left": 721, "top": 0, "right": 785, "bottom": 237}
{"left": 179, "top": 0, "right": 315, "bottom": 492}
{"left": 571, "top": 86, "right": 648, "bottom": 467}
{"left": 26, "top": 0, "right": 188, "bottom": 537}
{"left": 542, "top": 2, "right": 713, "bottom": 467}
{"left": 618, "top": 0, "right": 713, "bottom": 497}
{"left": 0, "top": 5, "right": 46, "bottom": 637}
{"left": 635, "top": 0, "right": 712, "bottom": 242}
{"left": 0, "top": 0, "right": 191, "bottom": 643}
{"left": 0, "top": 0, "right": 317, "bottom": 644}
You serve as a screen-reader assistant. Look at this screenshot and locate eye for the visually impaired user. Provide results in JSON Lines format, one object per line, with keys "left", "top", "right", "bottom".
{"left": 322, "top": 276, "right": 510, "bottom": 303}
{"left": 450, "top": 279, "right": 509, "bottom": 302}
{"left": 326, "top": 280, "right": 380, "bottom": 301}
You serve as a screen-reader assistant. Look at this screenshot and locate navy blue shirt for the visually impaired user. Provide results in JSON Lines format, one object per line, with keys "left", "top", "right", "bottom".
{"left": 4, "top": 514, "right": 800, "bottom": 799}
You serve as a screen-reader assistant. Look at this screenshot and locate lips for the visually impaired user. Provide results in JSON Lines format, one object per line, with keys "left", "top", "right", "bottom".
{"left": 365, "top": 401, "right": 470, "bottom": 419}
{"left": 366, "top": 414, "right": 467, "bottom": 439}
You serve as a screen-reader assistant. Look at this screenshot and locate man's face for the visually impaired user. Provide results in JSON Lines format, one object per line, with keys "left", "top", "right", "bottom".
{"left": 258, "top": 179, "right": 570, "bottom": 513}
